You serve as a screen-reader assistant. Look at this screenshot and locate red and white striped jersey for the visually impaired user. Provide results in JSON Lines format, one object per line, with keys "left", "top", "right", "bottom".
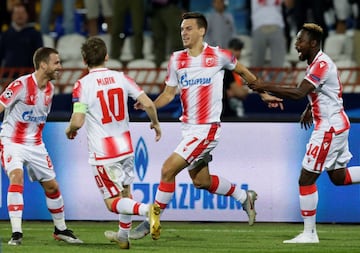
{"left": 72, "top": 68, "right": 144, "bottom": 165}
{"left": 304, "top": 51, "right": 350, "bottom": 134}
{"left": 165, "top": 43, "right": 236, "bottom": 124}
{"left": 0, "top": 73, "right": 54, "bottom": 145}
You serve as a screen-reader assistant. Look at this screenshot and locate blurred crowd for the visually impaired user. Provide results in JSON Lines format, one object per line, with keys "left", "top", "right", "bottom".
{"left": 0, "top": 0, "right": 359, "bottom": 69}
{"left": 0, "top": 0, "right": 359, "bottom": 119}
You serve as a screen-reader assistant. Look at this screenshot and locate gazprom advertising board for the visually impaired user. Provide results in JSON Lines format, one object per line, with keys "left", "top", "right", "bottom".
{"left": 1, "top": 122, "right": 360, "bottom": 222}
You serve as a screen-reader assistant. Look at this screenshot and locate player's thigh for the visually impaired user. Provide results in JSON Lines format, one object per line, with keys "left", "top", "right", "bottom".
{"left": 26, "top": 144, "right": 56, "bottom": 182}
{"left": 92, "top": 157, "right": 135, "bottom": 199}
{"left": 1, "top": 142, "right": 25, "bottom": 177}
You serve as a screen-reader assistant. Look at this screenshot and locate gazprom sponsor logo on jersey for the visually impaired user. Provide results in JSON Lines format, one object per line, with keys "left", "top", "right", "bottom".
{"left": 133, "top": 137, "right": 243, "bottom": 210}
{"left": 179, "top": 72, "right": 211, "bottom": 88}
{"left": 22, "top": 110, "right": 47, "bottom": 122}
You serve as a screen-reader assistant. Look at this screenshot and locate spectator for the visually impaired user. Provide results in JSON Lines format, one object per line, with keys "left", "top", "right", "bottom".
{"left": 222, "top": 38, "right": 249, "bottom": 119}
{"left": 0, "top": 3, "right": 43, "bottom": 67}
{"left": 349, "top": 0, "right": 360, "bottom": 82}
{"left": 149, "top": 0, "right": 189, "bottom": 67}
{"left": 333, "top": 0, "right": 351, "bottom": 34}
{"left": 40, "top": 0, "right": 75, "bottom": 35}
{"left": 205, "top": 0, "right": 237, "bottom": 48}
{"left": 250, "top": 0, "right": 287, "bottom": 69}
{"left": 1, "top": 0, "right": 17, "bottom": 31}
{"left": 291, "top": 0, "right": 330, "bottom": 47}
{"left": 110, "top": 0, "right": 144, "bottom": 60}
{"left": 84, "top": 0, "right": 113, "bottom": 36}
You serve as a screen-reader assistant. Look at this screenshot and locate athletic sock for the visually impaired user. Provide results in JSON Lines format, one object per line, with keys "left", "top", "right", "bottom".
{"left": 46, "top": 190, "right": 66, "bottom": 231}
{"left": 8, "top": 184, "right": 24, "bottom": 233}
{"left": 208, "top": 175, "right": 247, "bottom": 203}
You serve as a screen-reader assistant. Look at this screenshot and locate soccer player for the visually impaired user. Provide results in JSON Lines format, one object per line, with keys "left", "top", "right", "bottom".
{"left": 65, "top": 37, "right": 162, "bottom": 249}
{"left": 248, "top": 23, "right": 360, "bottom": 243}
{"left": 0, "top": 47, "right": 83, "bottom": 245}
{"left": 130, "top": 12, "right": 283, "bottom": 240}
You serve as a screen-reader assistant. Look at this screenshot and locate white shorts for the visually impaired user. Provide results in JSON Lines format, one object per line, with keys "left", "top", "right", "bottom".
{"left": 92, "top": 156, "right": 135, "bottom": 199}
{"left": 175, "top": 123, "right": 221, "bottom": 170}
{"left": 302, "top": 129, "right": 352, "bottom": 173}
{"left": 0, "top": 140, "right": 55, "bottom": 182}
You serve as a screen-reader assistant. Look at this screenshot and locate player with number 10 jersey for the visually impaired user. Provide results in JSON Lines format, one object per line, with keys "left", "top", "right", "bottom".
{"left": 72, "top": 69, "right": 143, "bottom": 165}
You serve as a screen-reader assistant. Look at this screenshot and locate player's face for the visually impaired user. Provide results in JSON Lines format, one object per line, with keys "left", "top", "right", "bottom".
{"left": 181, "top": 19, "right": 203, "bottom": 49}
{"left": 44, "top": 53, "right": 62, "bottom": 80}
{"left": 295, "top": 30, "right": 311, "bottom": 62}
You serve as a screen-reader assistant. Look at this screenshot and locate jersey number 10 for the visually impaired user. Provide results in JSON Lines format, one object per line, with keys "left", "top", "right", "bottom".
{"left": 97, "top": 88, "right": 125, "bottom": 124}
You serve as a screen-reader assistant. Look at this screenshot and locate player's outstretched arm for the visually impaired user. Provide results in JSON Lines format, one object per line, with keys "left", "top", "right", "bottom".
{"left": 137, "top": 93, "right": 162, "bottom": 142}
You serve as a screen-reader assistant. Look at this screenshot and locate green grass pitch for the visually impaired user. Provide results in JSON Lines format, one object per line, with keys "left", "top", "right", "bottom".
{"left": 1, "top": 221, "right": 360, "bottom": 252}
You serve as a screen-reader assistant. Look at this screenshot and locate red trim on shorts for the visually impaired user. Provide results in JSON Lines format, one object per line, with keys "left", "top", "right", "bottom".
{"left": 111, "top": 198, "right": 120, "bottom": 214}
{"left": 45, "top": 190, "right": 61, "bottom": 199}
{"left": 8, "top": 204, "right": 24, "bottom": 211}
{"left": 208, "top": 175, "right": 219, "bottom": 193}
{"left": 158, "top": 181, "right": 175, "bottom": 193}
{"left": 344, "top": 168, "right": 353, "bottom": 185}
{"left": 299, "top": 184, "right": 317, "bottom": 195}
{"left": 133, "top": 203, "right": 140, "bottom": 215}
{"left": 186, "top": 123, "right": 220, "bottom": 161}
{"left": 8, "top": 184, "right": 24, "bottom": 193}
{"left": 301, "top": 209, "right": 316, "bottom": 217}
{"left": 314, "top": 130, "right": 333, "bottom": 172}
{"left": 96, "top": 165, "right": 120, "bottom": 197}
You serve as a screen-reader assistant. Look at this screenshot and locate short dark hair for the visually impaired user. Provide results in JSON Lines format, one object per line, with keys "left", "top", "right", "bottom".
{"left": 33, "top": 47, "right": 59, "bottom": 69}
{"left": 228, "top": 38, "right": 244, "bottom": 50}
{"left": 182, "top": 12, "right": 208, "bottom": 33}
{"left": 81, "top": 37, "right": 107, "bottom": 68}
{"left": 301, "top": 23, "right": 323, "bottom": 45}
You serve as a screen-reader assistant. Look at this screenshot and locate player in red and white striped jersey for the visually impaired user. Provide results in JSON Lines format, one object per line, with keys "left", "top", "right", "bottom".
{"left": 65, "top": 37, "right": 162, "bottom": 248}
{"left": 130, "top": 12, "right": 283, "bottom": 240}
{"left": 249, "top": 23, "right": 360, "bottom": 243}
{"left": 0, "top": 47, "right": 82, "bottom": 245}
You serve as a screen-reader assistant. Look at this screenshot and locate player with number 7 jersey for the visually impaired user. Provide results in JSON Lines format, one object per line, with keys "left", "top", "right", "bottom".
{"left": 66, "top": 37, "right": 162, "bottom": 249}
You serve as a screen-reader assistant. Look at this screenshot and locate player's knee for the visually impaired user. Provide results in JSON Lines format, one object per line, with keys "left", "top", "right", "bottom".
{"left": 327, "top": 169, "right": 346, "bottom": 186}
{"left": 328, "top": 174, "right": 345, "bottom": 185}
{"left": 298, "top": 168, "right": 318, "bottom": 186}
{"left": 42, "top": 180, "right": 59, "bottom": 194}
